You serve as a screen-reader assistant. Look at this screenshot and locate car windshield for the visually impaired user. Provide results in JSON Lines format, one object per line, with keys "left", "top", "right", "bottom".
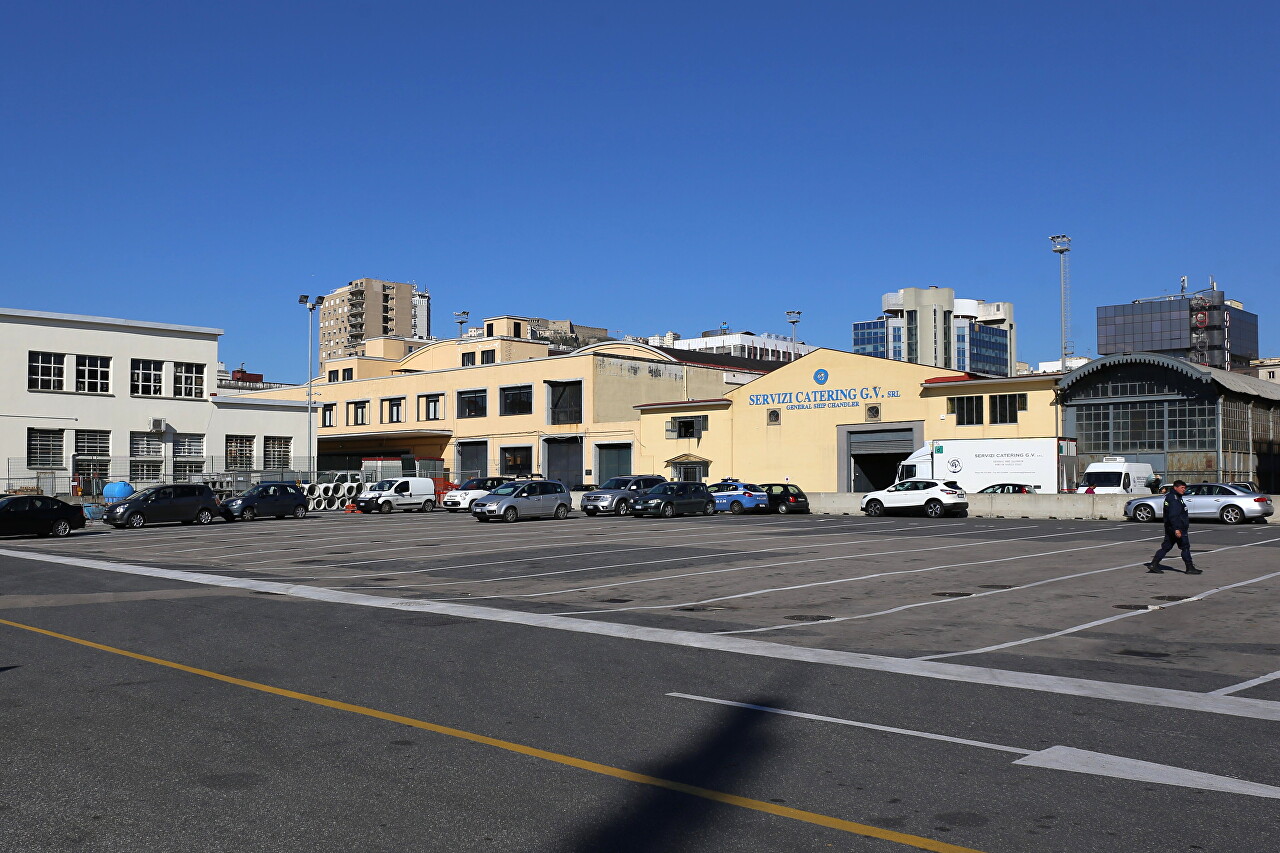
{"left": 708, "top": 483, "right": 740, "bottom": 493}
{"left": 645, "top": 484, "right": 675, "bottom": 495}
{"left": 488, "top": 483, "right": 523, "bottom": 496}
{"left": 0, "top": 497, "right": 15, "bottom": 510}
{"left": 237, "top": 486, "right": 265, "bottom": 498}
{"left": 599, "top": 478, "right": 633, "bottom": 490}
{"left": 130, "top": 487, "right": 159, "bottom": 501}
{"left": 944, "top": 482, "right": 962, "bottom": 490}
{"left": 459, "top": 479, "right": 491, "bottom": 490}
{"left": 371, "top": 480, "right": 397, "bottom": 491}
{"left": 1082, "top": 472, "right": 1122, "bottom": 487}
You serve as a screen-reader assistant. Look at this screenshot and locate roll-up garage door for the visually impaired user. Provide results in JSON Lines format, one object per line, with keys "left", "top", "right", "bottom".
{"left": 847, "top": 429, "right": 916, "bottom": 454}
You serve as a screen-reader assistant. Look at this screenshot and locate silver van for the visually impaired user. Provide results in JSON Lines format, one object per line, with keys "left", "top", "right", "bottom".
{"left": 356, "top": 477, "right": 437, "bottom": 513}
{"left": 472, "top": 480, "right": 572, "bottom": 522}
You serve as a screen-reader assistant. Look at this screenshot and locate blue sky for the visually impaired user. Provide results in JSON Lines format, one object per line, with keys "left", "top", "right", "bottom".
{"left": 2, "top": 1, "right": 1275, "bottom": 381}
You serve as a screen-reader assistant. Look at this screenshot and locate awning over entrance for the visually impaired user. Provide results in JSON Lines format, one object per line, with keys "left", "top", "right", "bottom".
{"left": 664, "top": 452, "right": 712, "bottom": 466}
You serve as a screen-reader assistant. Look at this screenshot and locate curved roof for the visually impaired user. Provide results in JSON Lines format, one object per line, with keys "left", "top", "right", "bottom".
{"left": 1059, "top": 352, "right": 1280, "bottom": 402}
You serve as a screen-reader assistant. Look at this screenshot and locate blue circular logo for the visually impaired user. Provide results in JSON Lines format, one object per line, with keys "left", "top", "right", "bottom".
{"left": 813, "top": 369, "right": 829, "bottom": 385}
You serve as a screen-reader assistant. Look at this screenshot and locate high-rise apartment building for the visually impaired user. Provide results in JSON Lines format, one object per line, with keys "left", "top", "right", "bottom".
{"left": 851, "top": 286, "right": 1016, "bottom": 376}
{"left": 1096, "top": 287, "right": 1259, "bottom": 371}
{"left": 318, "top": 279, "right": 430, "bottom": 361}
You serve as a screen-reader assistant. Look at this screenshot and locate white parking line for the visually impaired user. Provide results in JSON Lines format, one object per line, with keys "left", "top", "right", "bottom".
{"left": 1211, "top": 669, "right": 1280, "bottom": 696}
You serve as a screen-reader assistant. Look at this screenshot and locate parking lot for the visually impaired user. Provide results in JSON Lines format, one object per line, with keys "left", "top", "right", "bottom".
{"left": 6, "top": 507, "right": 1279, "bottom": 704}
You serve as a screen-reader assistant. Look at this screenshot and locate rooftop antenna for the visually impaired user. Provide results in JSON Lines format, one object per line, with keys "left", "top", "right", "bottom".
{"left": 1180, "top": 275, "right": 1188, "bottom": 295}
{"left": 1210, "top": 275, "right": 1217, "bottom": 291}
{"left": 1050, "top": 235, "right": 1073, "bottom": 368}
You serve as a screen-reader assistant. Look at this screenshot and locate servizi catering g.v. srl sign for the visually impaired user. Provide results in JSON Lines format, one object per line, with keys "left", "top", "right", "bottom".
{"left": 746, "top": 368, "right": 901, "bottom": 411}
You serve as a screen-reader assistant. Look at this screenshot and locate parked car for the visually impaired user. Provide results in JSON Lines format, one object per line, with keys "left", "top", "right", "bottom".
{"left": 221, "top": 482, "right": 308, "bottom": 521}
{"left": 707, "top": 479, "right": 769, "bottom": 514}
{"left": 630, "top": 481, "right": 715, "bottom": 518}
{"left": 472, "top": 480, "right": 572, "bottom": 522}
{"left": 1230, "top": 481, "right": 1262, "bottom": 494}
{"left": 861, "top": 479, "right": 968, "bottom": 518}
{"left": 105, "top": 484, "right": 220, "bottom": 529}
{"left": 442, "top": 477, "right": 514, "bottom": 512}
{"left": 761, "top": 483, "right": 810, "bottom": 514}
{"left": 356, "top": 477, "right": 437, "bottom": 514}
{"left": 1124, "top": 483, "right": 1274, "bottom": 525}
{"left": 977, "top": 483, "right": 1038, "bottom": 494}
{"left": 0, "top": 494, "right": 86, "bottom": 538}
{"left": 579, "top": 475, "right": 667, "bottom": 516}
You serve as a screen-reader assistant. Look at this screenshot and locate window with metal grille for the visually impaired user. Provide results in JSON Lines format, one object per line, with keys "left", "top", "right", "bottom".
{"left": 347, "top": 401, "right": 368, "bottom": 425}
{"left": 173, "top": 460, "right": 205, "bottom": 481}
{"left": 28, "top": 352, "right": 65, "bottom": 391}
{"left": 173, "top": 433, "right": 204, "bottom": 456}
{"left": 74, "top": 458, "right": 110, "bottom": 480}
{"left": 174, "top": 362, "right": 205, "bottom": 398}
{"left": 500, "top": 386, "right": 532, "bottom": 416}
{"left": 382, "top": 397, "right": 405, "bottom": 423}
{"left": 946, "top": 395, "right": 984, "bottom": 426}
{"left": 27, "top": 428, "right": 64, "bottom": 467}
{"left": 417, "top": 394, "right": 442, "bottom": 420}
{"left": 75, "top": 355, "right": 111, "bottom": 393}
{"left": 75, "top": 430, "right": 111, "bottom": 456}
{"left": 131, "top": 359, "right": 163, "bottom": 396}
{"left": 263, "top": 437, "right": 291, "bottom": 469}
{"left": 225, "top": 435, "right": 255, "bottom": 470}
{"left": 457, "top": 389, "right": 487, "bottom": 418}
{"left": 989, "top": 393, "right": 1027, "bottom": 425}
{"left": 130, "top": 460, "right": 163, "bottom": 481}
{"left": 129, "top": 432, "right": 163, "bottom": 457}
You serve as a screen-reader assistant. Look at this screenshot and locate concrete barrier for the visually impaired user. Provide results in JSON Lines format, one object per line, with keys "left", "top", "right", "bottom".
{"left": 809, "top": 492, "right": 1137, "bottom": 521}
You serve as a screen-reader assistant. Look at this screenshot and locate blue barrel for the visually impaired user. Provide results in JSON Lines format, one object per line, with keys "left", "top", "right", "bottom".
{"left": 103, "top": 481, "right": 135, "bottom": 503}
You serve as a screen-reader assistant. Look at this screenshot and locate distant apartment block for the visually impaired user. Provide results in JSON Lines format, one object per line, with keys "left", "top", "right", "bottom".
{"left": 634, "top": 329, "right": 817, "bottom": 363}
{"left": 318, "top": 279, "right": 431, "bottom": 361}
{"left": 851, "top": 286, "right": 1017, "bottom": 376}
{"left": 1096, "top": 287, "right": 1259, "bottom": 371}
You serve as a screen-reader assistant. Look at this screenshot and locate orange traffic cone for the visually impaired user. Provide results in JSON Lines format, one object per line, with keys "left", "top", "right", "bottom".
{"left": 343, "top": 502, "right": 359, "bottom": 513}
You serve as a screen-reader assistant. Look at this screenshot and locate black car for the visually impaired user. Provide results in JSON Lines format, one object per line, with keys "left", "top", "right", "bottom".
{"left": 0, "top": 494, "right": 87, "bottom": 538}
{"left": 761, "top": 483, "right": 810, "bottom": 514}
{"left": 105, "top": 483, "right": 220, "bottom": 529}
{"left": 221, "top": 482, "right": 308, "bottom": 521}
{"left": 630, "top": 481, "right": 715, "bottom": 518}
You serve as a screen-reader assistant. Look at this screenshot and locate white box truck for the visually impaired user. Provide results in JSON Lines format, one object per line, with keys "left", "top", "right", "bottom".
{"left": 896, "top": 438, "right": 1075, "bottom": 494}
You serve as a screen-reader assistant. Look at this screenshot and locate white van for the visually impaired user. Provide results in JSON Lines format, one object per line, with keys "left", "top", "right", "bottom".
{"left": 356, "top": 477, "right": 437, "bottom": 513}
{"left": 1077, "top": 458, "right": 1157, "bottom": 495}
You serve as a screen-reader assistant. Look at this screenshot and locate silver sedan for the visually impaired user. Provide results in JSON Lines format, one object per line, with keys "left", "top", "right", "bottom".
{"left": 1124, "top": 483, "right": 1274, "bottom": 525}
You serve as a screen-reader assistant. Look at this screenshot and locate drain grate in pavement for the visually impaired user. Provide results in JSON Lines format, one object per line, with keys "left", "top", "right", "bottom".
{"left": 1152, "top": 595, "right": 1191, "bottom": 602}
{"left": 1113, "top": 604, "right": 1157, "bottom": 610}
{"left": 977, "top": 584, "right": 1015, "bottom": 590}
{"left": 1114, "top": 649, "right": 1171, "bottom": 658}
{"left": 602, "top": 598, "right": 633, "bottom": 603}
{"left": 932, "top": 592, "right": 974, "bottom": 597}
{"left": 783, "top": 614, "right": 832, "bottom": 622}
{"left": 678, "top": 605, "right": 727, "bottom": 612}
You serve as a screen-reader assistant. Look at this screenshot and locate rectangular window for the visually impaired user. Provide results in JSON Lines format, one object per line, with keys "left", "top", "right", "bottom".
{"left": 131, "top": 359, "right": 163, "bottom": 396}
{"left": 481, "top": 349, "right": 496, "bottom": 364}
{"left": 458, "top": 389, "right": 487, "bottom": 418}
{"left": 74, "top": 429, "right": 111, "bottom": 456}
{"left": 461, "top": 351, "right": 476, "bottom": 367}
{"left": 500, "top": 446, "right": 533, "bottom": 478}
{"left": 668, "top": 416, "right": 709, "bottom": 438}
{"left": 500, "top": 385, "right": 533, "bottom": 416}
{"left": 173, "top": 433, "right": 204, "bottom": 456}
{"left": 129, "top": 432, "right": 163, "bottom": 457}
{"left": 321, "top": 404, "right": 335, "bottom": 427}
{"left": 173, "top": 460, "right": 205, "bottom": 481}
{"left": 263, "top": 436, "right": 292, "bottom": 469}
{"left": 328, "top": 370, "right": 339, "bottom": 382}
{"left": 947, "top": 395, "right": 984, "bottom": 426}
{"left": 347, "top": 401, "right": 369, "bottom": 426}
{"left": 75, "top": 355, "right": 111, "bottom": 393}
{"left": 381, "top": 397, "right": 405, "bottom": 424}
{"left": 417, "top": 394, "right": 443, "bottom": 421}
{"left": 989, "top": 393, "right": 1027, "bottom": 425}
{"left": 129, "top": 460, "right": 163, "bottom": 481}
{"left": 27, "top": 428, "right": 64, "bottom": 468}
{"left": 225, "top": 435, "right": 255, "bottom": 470}
{"left": 174, "top": 363, "right": 205, "bottom": 398}
{"left": 28, "top": 351, "right": 65, "bottom": 391}
{"left": 341, "top": 368, "right": 354, "bottom": 381}
{"left": 547, "top": 381, "right": 582, "bottom": 425}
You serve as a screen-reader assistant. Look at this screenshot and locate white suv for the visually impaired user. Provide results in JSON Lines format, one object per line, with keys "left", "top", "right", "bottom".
{"left": 861, "top": 479, "right": 968, "bottom": 519}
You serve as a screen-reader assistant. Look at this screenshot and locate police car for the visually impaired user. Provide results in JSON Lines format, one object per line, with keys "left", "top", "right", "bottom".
{"left": 707, "top": 479, "right": 770, "bottom": 514}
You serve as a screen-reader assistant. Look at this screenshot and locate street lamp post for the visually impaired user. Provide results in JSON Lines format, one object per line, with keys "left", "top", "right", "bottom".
{"left": 299, "top": 294, "right": 324, "bottom": 480}
{"left": 454, "top": 311, "right": 469, "bottom": 339}
{"left": 786, "top": 310, "right": 802, "bottom": 361}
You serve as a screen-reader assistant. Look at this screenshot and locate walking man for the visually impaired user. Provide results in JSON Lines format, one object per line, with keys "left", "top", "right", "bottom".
{"left": 1146, "top": 480, "right": 1201, "bottom": 574}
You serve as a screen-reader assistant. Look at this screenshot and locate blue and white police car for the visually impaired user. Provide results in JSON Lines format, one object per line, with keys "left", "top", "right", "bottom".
{"left": 707, "top": 479, "right": 770, "bottom": 514}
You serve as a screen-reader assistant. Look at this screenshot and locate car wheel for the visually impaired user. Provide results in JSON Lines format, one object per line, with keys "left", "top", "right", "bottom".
{"left": 292, "top": 504, "right": 307, "bottom": 519}
{"left": 616, "top": 502, "right": 632, "bottom": 517}
{"left": 924, "top": 500, "right": 945, "bottom": 519}
{"left": 475, "top": 516, "right": 489, "bottom": 523}
{"left": 1133, "top": 504, "right": 1156, "bottom": 523}
{"left": 553, "top": 504, "right": 569, "bottom": 520}
{"left": 421, "top": 500, "right": 435, "bottom": 512}
{"left": 51, "top": 519, "right": 72, "bottom": 537}
{"left": 1221, "top": 505, "right": 1246, "bottom": 525}
{"left": 864, "top": 499, "right": 884, "bottom": 517}
{"left": 584, "top": 508, "right": 598, "bottom": 516}
{"left": 126, "top": 512, "right": 146, "bottom": 529}
{"left": 777, "top": 503, "right": 791, "bottom": 515}
{"left": 468, "top": 500, "right": 478, "bottom": 512}
{"left": 660, "top": 502, "right": 675, "bottom": 518}
{"left": 242, "top": 506, "right": 256, "bottom": 522}
{"left": 730, "top": 501, "right": 745, "bottom": 515}
{"left": 194, "top": 509, "right": 214, "bottom": 525}
{"left": 379, "top": 501, "right": 393, "bottom": 514}
{"left": 703, "top": 500, "right": 715, "bottom": 516}
{"left": 503, "top": 507, "right": 518, "bottom": 523}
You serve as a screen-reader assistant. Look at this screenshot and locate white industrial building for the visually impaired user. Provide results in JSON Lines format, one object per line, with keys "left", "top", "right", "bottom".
{"left": 2, "top": 307, "right": 309, "bottom": 496}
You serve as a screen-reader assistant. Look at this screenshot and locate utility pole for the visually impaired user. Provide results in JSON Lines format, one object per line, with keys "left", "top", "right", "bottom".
{"left": 298, "top": 294, "right": 324, "bottom": 480}
{"left": 1050, "top": 235, "right": 1073, "bottom": 370}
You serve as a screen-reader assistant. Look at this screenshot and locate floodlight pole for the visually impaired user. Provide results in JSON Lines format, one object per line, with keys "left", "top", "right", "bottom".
{"left": 786, "top": 310, "right": 802, "bottom": 361}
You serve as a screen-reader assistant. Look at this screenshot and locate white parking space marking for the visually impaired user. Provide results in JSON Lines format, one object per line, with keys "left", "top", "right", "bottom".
{"left": 716, "top": 537, "right": 1163, "bottom": 634}
{"left": 1211, "top": 669, "right": 1280, "bottom": 696}
{"left": 4, "top": 546, "right": 1279, "bottom": 721}
{"left": 917, "top": 552, "right": 1280, "bottom": 661}
{"left": 669, "top": 694, "right": 1280, "bottom": 799}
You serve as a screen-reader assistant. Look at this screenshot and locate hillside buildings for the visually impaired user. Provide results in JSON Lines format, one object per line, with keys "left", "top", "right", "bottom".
{"left": 850, "top": 286, "right": 1017, "bottom": 376}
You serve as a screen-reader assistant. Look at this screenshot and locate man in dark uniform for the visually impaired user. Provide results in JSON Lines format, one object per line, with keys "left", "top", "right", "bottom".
{"left": 1145, "top": 480, "right": 1201, "bottom": 574}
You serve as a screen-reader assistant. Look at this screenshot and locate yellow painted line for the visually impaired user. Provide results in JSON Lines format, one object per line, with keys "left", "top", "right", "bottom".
{"left": 1, "top": 616, "right": 984, "bottom": 853}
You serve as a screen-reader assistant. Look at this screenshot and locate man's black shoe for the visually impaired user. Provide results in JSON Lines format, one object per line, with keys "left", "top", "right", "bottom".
{"left": 1185, "top": 567, "right": 1203, "bottom": 575}
{"left": 1144, "top": 562, "right": 1163, "bottom": 573}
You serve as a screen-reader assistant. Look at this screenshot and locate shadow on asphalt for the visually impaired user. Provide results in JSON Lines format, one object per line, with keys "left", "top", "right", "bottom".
{"left": 552, "top": 695, "right": 782, "bottom": 853}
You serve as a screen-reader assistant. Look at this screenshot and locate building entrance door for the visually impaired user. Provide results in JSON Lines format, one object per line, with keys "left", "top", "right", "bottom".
{"left": 544, "top": 437, "right": 583, "bottom": 488}
{"left": 596, "top": 444, "right": 632, "bottom": 483}
{"left": 848, "top": 429, "right": 916, "bottom": 492}
{"left": 457, "top": 441, "right": 488, "bottom": 480}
